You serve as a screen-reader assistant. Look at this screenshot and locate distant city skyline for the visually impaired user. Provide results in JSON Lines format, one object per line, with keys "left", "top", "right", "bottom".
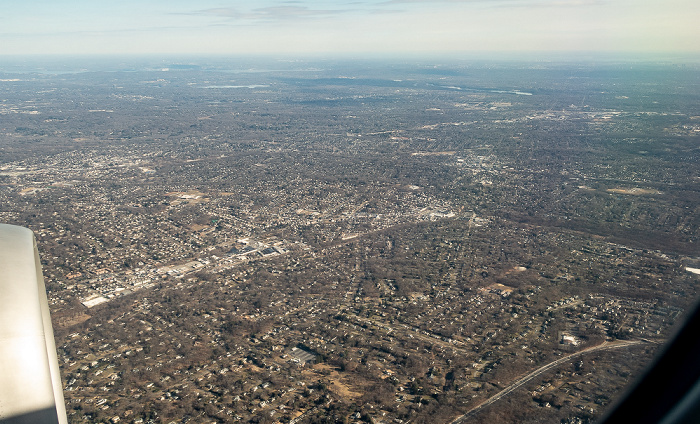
{"left": 0, "top": 0, "right": 698, "bottom": 58}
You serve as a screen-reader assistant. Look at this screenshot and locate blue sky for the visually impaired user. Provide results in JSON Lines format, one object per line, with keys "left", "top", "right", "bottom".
{"left": 0, "top": 0, "right": 698, "bottom": 56}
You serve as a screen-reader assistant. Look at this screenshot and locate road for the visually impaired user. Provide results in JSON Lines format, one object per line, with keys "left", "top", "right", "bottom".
{"left": 450, "top": 339, "right": 649, "bottom": 423}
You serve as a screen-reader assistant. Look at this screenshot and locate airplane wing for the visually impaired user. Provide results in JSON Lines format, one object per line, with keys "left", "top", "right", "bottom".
{"left": 0, "top": 224, "right": 68, "bottom": 424}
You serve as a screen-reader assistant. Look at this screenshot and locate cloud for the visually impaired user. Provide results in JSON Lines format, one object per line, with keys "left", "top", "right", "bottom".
{"left": 366, "top": 8, "right": 405, "bottom": 14}
{"left": 382, "top": 0, "right": 508, "bottom": 4}
{"left": 254, "top": 5, "right": 346, "bottom": 19}
{"left": 191, "top": 8, "right": 246, "bottom": 19}
{"left": 192, "top": 5, "right": 349, "bottom": 23}
{"left": 383, "top": 0, "right": 606, "bottom": 5}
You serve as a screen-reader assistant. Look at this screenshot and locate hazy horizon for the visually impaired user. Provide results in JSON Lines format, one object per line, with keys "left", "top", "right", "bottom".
{"left": 1, "top": 0, "right": 698, "bottom": 58}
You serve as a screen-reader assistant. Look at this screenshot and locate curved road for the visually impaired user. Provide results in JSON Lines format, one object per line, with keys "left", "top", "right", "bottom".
{"left": 450, "top": 339, "right": 649, "bottom": 423}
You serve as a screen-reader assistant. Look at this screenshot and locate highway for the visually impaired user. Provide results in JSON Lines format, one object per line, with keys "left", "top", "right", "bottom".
{"left": 450, "top": 339, "right": 649, "bottom": 423}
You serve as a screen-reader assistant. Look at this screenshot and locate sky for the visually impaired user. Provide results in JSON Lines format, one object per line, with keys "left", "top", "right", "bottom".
{"left": 0, "top": 0, "right": 698, "bottom": 57}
